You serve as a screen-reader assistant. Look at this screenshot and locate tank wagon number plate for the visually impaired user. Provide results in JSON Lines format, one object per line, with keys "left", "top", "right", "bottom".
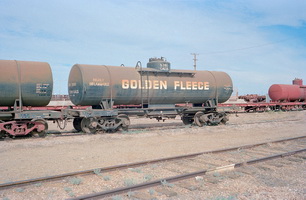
{"left": 89, "top": 78, "right": 110, "bottom": 86}
{"left": 36, "top": 83, "right": 50, "bottom": 94}
{"left": 224, "top": 85, "right": 232, "bottom": 91}
{"left": 122, "top": 80, "right": 210, "bottom": 90}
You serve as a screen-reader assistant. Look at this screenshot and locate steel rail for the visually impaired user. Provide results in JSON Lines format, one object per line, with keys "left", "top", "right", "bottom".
{"left": 0, "top": 118, "right": 301, "bottom": 141}
{"left": 54, "top": 118, "right": 303, "bottom": 137}
{"left": 0, "top": 135, "right": 305, "bottom": 190}
{"left": 124, "top": 118, "right": 302, "bottom": 130}
{"left": 69, "top": 148, "right": 306, "bottom": 200}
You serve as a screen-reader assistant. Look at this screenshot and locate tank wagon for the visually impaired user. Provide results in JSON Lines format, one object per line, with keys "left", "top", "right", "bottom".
{"left": 68, "top": 57, "right": 233, "bottom": 132}
{"left": 0, "top": 58, "right": 233, "bottom": 137}
{"left": 0, "top": 60, "right": 61, "bottom": 137}
{"left": 269, "top": 78, "right": 306, "bottom": 102}
{"left": 220, "top": 78, "right": 306, "bottom": 112}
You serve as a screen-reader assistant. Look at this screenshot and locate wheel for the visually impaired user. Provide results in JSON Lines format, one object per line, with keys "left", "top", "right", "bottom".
{"left": 194, "top": 111, "right": 206, "bottom": 127}
{"left": 31, "top": 119, "right": 48, "bottom": 137}
{"left": 81, "top": 117, "right": 98, "bottom": 134}
{"left": 117, "top": 114, "right": 130, "bottom": 131}
{"left": 220, "top": 114, "right": 229, "bottom": 125}
{"left": 0, "top": 130, "right": 6, "bottom": 139}
{"left": 0, "top": 120, "right": 6, "bottom": 138}
{"left": 73, "top": 118, "right": 82, "bottom": 132}
{"left": 181, "top": 116, "right": 194, "bottom": 125}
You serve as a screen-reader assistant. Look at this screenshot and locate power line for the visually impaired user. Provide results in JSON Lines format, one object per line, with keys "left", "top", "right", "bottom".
{"left": 201, "top": 38, "right": 290, "bottom": 55}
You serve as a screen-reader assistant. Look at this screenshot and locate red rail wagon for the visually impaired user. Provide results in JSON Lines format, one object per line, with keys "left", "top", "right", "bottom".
{"left": 269, "top": 78, "right": 306, "bottom": 102}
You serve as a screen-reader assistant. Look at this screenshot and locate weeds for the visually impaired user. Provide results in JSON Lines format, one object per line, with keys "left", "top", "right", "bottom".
{"left": 64, "top": 187, "right": 75, "bottom": 197}
{"left": 161, "top": 180, "right": 174, "bottom": 188}
{"left": 93, "top": 168, "right": 102, "bottom": 175}
{"left": 112, "top": 195, "right": 123, "bottom": 200}
{"left": 68, "top": 192, "right": 75, "bottom": 197}
{"left": 210, "top": 195, "right": 237, "bottom": 200}
{"left": 151, "top": 164, "right": 158, "bottom": 169}
{"left": 69, "top": 177, "right": 83, "bottom": 185}
{"left": 93, "top": 169, "right": 111, "bottom": 181}
{"left": 148, "top": 188, "right": 155, "bottom": 195}
{"left": 103, "top": 175, "right": 111, "bottom": 181}
{"left": 124, "top": 179, "right": 136, "bottom": 187}
{"left": 127, "top": 190, "right": 135, "bottom": 198}
{"left": 64, "top": 187, "right": 72, "bottom": 192}
{"left": 143, "top": 174, "right": 153, "bottom": 181}
{"left": 34, "top": 183, "right": 42, "bottom": 187}
{"left": 15, "top": 188, "right": 25, "bottom": 193}
{"left": 213, "top": 172, "right": 220, "bottom": 177}
{"left": 128, "top": 167, "right": 142, "bottom": 173}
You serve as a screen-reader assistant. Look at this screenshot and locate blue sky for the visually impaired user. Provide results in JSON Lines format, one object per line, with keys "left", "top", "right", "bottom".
{"left": 0, "top": 0, "right": 305, "bottom": 95}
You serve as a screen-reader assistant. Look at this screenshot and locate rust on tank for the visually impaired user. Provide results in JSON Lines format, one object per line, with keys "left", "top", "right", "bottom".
{"left": 0, "top": 60, "right": 53, "bottom": 107}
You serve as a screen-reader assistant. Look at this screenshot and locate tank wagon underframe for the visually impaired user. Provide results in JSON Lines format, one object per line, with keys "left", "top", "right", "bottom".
{"left": 0, "top": 105, "right": 122, "bottom": 137}
{"left": 0, "top": 107, "right": 62, "bottom": 137}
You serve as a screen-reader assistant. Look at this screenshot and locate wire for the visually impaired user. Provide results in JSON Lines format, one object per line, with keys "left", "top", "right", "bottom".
{"left": 201, "top": 38, "right": 290, "bottom": 55}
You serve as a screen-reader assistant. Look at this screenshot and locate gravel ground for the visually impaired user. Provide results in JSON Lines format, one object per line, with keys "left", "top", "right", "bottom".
{"left": 167, "top": 154, "right": 306, "bottom": 200}
{"left": 0, "top": 111, "right": 305, "bottom": 199}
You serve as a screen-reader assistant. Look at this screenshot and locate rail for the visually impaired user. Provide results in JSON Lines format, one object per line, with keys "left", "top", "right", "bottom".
{"left": 68, "top": 148, "right": 306, "bottom": 200}
{"left": 0, "top": 135, "right": 305, "bottom": 190}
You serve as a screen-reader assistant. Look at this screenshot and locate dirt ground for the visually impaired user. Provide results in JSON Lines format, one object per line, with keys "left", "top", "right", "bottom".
{"left": 0, "top": 111, "right": 305, "bottom": 198}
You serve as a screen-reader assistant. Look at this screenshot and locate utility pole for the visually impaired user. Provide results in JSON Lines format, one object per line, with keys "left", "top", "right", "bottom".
{"left": 190, "top": 53, "right": 199, "bottom": 70}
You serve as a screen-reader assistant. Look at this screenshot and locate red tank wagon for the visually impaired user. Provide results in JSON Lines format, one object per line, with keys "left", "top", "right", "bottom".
{"left": 269, "top": 78, "right": 306, "bottom": 102}
{"left": 219, "top": 78, "right": 306, "bottom": 112}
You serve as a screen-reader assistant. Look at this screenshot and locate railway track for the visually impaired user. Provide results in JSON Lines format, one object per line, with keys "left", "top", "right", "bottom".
{"left": 0, "top": 117, "right": 302, "bottom": 141}
{"left": 0, "top": 135, "right": 305, "bottom": 199}
{"left": 70, "top": 148, "right": 305, "bottom": 200}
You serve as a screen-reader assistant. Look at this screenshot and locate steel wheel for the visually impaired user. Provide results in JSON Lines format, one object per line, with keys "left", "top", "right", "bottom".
{"left": 81, "top": 117, "right": 98, "bottom": 134}
{"left": 220, "top": 114, "right": 229, "bottom": 125}
{"left": 194, "top": 111, "right": 206, "bottom": 127}
{"left": 31, "top": 119, "right": 48, "bottom": 137}
{"left": 117, "top": 114, "right": 130, "bottom": 131}
{"left": 73, "top": 118, "right": 83, "bottom": 132}
{"left": 0, "top": 120, "right": 6, "bottom": 138}
{"left": 0, "top": 130, "right": 6, "bottom": 138}
{"left": 181, "top": 116, "right": 194, "bottom": 125}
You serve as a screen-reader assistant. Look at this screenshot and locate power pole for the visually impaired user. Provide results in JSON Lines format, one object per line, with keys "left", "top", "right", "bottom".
{"left": 190, "top": 53, "right": 199, "bottom": 70}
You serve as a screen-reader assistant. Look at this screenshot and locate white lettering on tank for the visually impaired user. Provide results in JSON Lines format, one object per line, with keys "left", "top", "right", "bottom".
{"left": 122, "top": 80, "right": 209, "bottom": 90}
